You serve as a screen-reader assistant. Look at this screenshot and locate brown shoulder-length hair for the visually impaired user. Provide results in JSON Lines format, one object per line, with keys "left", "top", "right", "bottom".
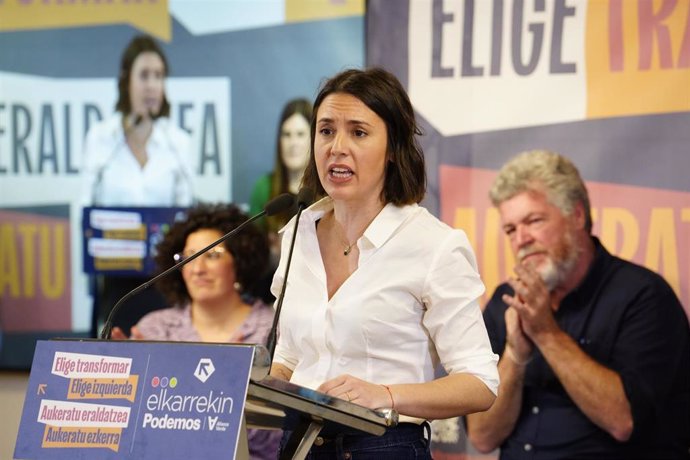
{"left": 115, "top": 34, "right": 171, "bottom": 117}
{"left": 154, "top": 203, "right": 269, "bottom": 306}
{"left": 301, "top": 67, "right": 426, "bottom": 205}
{"left": 266, "top": 98, "right": 313, "bottom": 233}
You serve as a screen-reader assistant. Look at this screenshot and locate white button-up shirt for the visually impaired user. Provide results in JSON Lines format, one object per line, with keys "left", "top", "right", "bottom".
{"left": 80, "top": 113, "right": 194, "bottom": 206}
{"left": 272, "top": 198, "right": 499, "bottom": 396}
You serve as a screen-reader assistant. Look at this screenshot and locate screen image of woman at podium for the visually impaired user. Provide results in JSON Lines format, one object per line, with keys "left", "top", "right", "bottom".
{"left": 80, "top": 34, "right": 195, "bottom": 337}
{"left": 111, "top": 203, "right": 281, "bottom": 460}
{"left": 80, "top": 33, "right": 194, "bottom": 207}
{"left": 269, "top": 68, "right": 499, "bottom": 458}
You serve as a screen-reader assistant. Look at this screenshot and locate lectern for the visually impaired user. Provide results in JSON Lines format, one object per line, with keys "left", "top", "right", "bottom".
{"left": 247, "top": 376, "right": 398, "bottom": 460}
{"left": 245, "top": 342, "right": 398, "bottom": 460}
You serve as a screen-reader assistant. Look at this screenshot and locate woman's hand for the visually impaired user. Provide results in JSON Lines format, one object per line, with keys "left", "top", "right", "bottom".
{"left": 269, "top": 362, "right": 293, "bottom": 381}
{"left": 317, "top": 374, "right": 392, "bottom": 409}
{"left": 110, "top": 326, "right": 145, "bottom": 340}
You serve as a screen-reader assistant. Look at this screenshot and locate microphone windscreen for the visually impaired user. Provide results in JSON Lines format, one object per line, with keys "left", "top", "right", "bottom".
{"left": 297, "top": 187, "right": 314, "bottom": 208}
{"left": 265, "top": 193, "right": 295, "bottom": 216}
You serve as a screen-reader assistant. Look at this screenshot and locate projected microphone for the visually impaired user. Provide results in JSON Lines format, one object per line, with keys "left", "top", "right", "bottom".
{"left": 266, "top": 187, "right": 314, "bottom": 364}
{"left": 132, "top": 113, "right": 145, "bottom": 126}
{"left": 92, "top": 114, "right": 144, "bottom": 204}
{"left": 99, "top": 193, "right": 295, "bottom": 339}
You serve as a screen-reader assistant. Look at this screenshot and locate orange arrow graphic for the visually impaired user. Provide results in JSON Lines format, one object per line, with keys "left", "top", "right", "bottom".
{"left": 37, "top": 384, "right": 46, "bottom": 395}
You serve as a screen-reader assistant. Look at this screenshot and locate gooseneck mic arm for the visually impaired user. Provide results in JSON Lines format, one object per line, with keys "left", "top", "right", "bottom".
{"left": 92, "top": 114, "right": 144, "bottom": 205}
{"left": 266, "top": 187, "right": 314, "bottom": 365}
{"left": 99, "top": 193, "right": 295, "bottom": 340}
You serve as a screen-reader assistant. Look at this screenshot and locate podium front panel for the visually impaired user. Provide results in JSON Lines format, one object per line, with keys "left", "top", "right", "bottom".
{"left": 15, "top": 339, "right": 255, "bottom": 460}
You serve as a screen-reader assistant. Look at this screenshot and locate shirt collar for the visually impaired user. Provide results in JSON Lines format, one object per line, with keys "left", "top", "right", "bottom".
{"left": 281, "top": 196, "right": 331, "bottom": 234}
{"left": 114, "top": 112, "right": 167, "bottom": 147}
{"left": 297, "top": 197, "right": 418, "bottom": 249}
{"left": 148, "top": 118, "right": 166, "bottom": 148}
{"left": 363, "top": 201, "right": 419, "bottom": 249}
{"left": 563, "top": 236, "right": 610, "bottom": 305}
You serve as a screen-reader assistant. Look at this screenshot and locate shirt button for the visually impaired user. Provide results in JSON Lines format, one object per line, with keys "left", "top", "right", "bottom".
{"left": 313, "top": 436, "right": 324, "bottom": 446}
{"left": 531, "top": 406, "right": 540, "bottom": 414}
{"left": 524, "top": 443, "right": 532, "bottom": 451}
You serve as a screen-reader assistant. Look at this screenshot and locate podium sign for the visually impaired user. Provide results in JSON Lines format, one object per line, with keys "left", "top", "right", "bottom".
{"left": 14, "top": 340, "right": 254, "bottom": 459}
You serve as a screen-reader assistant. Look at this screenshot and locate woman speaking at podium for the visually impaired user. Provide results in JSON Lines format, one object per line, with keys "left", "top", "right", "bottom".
{"left": 270, "top": 68, "right": 499, "bottom": 458}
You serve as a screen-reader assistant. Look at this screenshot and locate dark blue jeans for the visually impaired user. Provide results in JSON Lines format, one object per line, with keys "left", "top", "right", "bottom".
{"left": 281, "top": 422, "right": 432, "bottom": 459}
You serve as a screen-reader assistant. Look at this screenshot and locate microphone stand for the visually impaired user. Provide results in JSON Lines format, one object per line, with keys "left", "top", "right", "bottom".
{"left": 100, "top": 193, "right": 295, "bottom": 339}
{"left": 266, "top": 189, "right": 313, "bottom": 364}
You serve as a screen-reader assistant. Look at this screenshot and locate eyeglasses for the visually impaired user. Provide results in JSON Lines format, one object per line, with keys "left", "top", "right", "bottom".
{"left": 173, "top": 246, "right": 227, "bottom": 264}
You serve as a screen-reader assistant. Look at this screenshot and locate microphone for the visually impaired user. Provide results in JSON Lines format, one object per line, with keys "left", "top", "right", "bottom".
{"left": 266, "top": 187, "right": 314, "bottom": 365}
{"left": 131, "top": 113, "right": 144, "bottom": 127}
{"left": 99, "top": 193, "right": 295, "bottom": 339}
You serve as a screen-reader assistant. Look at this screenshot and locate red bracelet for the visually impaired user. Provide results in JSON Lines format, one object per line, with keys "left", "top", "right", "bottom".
{"left": 382, "top": 384, "right": 395, "bottom": 409}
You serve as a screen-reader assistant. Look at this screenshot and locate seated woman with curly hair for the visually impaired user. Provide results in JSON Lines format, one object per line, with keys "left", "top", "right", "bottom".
{"left": 112, "top": 203, "right": 280, "bottom": 460}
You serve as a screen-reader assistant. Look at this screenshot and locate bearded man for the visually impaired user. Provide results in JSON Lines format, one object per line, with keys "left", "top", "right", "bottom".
{"left": 466, "top": 150, "right": 690, "bottom": 460}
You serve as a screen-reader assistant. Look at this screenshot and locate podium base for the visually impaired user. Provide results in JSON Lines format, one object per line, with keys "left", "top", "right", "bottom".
{"left": 279, "top": 418, "right": 323, "bottom": 460}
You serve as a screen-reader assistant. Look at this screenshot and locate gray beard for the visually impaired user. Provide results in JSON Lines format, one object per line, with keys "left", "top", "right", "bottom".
{"left": 537, "top": 245, "right": 580, "bottom": 292}
{"left": 538, "top": 258, "right": 565, "bottom": 291}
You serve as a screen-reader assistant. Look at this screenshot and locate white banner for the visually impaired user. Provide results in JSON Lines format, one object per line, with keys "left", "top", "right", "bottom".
{"left": 408, "top": 0, "right": 587, "bottom": 135}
